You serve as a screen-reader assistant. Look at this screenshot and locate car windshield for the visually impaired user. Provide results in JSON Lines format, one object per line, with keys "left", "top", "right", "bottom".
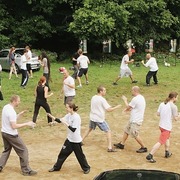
{"left": 15, "top": 49, "right": 24, "bottom": 55}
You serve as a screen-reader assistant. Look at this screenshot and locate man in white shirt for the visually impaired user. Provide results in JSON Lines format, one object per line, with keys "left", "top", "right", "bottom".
{"left": 113, "top": 50, "right": 138, "bottom": 85}
{"left": 61, "top": 69, "right": 75, "bottom": 105}
{"left": 114, "top": 86, "right": 147, "bottom": 153}
{"left": 76, "top": 49, "right": 90, "bottom": 88}
{"left": 141, "top": 53, "right": 158, "bottom": 86}
{"left": 0, "top": 95, "right": 37, "bottom": 176}
{"left": 82, "top": 85, "right": 121, "bottom": 152}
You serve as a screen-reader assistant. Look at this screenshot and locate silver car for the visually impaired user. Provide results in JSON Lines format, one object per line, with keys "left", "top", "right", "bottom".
{"left": 0, "top": 48, "right": 41, "bottom": 73}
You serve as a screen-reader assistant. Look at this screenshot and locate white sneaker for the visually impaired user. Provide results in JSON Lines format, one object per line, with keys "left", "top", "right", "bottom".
{"left": 77, "top": 85, "right": 82, "bottom": 88}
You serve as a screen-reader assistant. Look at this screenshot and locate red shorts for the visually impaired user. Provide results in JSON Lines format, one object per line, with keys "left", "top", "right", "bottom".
{"left": 159, "top": 127, "right": 171, "bottom": 144}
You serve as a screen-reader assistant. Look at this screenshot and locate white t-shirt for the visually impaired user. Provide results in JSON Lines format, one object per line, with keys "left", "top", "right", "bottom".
{"left": 64, "top": 113, "right": 82, "bottom": 143}
{"left": 129, "top": 94, "right": 146, "bottom": 124}
{"left": 77, "top": 55, "right": 89, "bottom": 68}
{"left": 1, "top": 104, "right": 18, "bottom": 135}
{"left": 145, "top": 57, "right": 158, "bottom": 71}
{"left": 90, "top": 95, "right": 111, "bottom": 122}
{"left": 63, "top": 76, "right": 75, "bottom": 97}
{"left": 158, "top": 102, "right": 178, "bottom": 131}
{"left": 26, "top": 50, "right": 32, "bottom": 64}
{"left": 120, "top": 54, "right": 129, "bottom": 70}
{"left": 21, "top": 54, "right": 27, "bottom": 70}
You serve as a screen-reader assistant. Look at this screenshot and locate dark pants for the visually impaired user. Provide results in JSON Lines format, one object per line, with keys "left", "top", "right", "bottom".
{"left": 43, "top": 73, "right": 51, "bottom": 92}
{"left": 53, "top": 139, "right": 90, "bottom": 172}
{"left": 0, "top": 132, "right": 31, "bottom": 173}
{"left": 21, "top": 69, "right": 29, "bottom": 87}
{"left": 71, "top": 65, "right": 78, "bottom": 79}
{"left": 146, "top": 70, "right": 158, "bottom": 85}
{"left": 32, "top": 100, "right": 52, "bottom": 123}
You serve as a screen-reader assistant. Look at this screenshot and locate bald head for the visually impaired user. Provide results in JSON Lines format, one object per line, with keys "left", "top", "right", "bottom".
{"left": 132, "top": 86, "right": 140, "bottom": 96}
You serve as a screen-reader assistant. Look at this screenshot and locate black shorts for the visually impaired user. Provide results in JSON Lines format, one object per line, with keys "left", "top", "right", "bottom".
{"left": 26, "top": 64, "right": 31, "bottom": 71}
{"left": 77, "top": 68, "right": 88, "bottom": 77}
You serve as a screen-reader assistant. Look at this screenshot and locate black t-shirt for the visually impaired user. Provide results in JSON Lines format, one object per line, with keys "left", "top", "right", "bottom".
{"left": 72, "top": 52, "right": 79, "bottom": 65}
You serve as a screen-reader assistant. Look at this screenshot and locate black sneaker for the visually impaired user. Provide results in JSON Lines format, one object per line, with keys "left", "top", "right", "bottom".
{"left": 136, "top": 147, "right": 147, "bottom": 153}
{"left": 165, "top": 151, "right": 172, "bottom": 158}
{"left": 132, "top": 80, "right": 138, "bottom": 83}
{"left": 112, "top": 82, "right": 118, "bottom": 85}
{"left": 146, "top": 154, "right": 156, "bottom": 163}
{"left": 22, "top": 170, "right": 37, "bottom": 176}
{"left": 114, "top": 143, "right": 124, "bottom": 149}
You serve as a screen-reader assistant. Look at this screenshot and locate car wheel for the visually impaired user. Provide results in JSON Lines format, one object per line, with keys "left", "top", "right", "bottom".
{"left": 15, "top": 64, "right": 20, "bottom": 74}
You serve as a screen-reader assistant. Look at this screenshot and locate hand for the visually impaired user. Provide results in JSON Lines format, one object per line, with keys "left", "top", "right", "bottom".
{"left": 50, "top": 92, "right": 53, "bottom": 96}
{"left": 141, "top": 60, "right": 144, "bottom": 64}
{"left": 131, "top": 59, "right": 134, "bottom": 62}
{"left": 122, "top": 95, "right": 127, "bottom": 102}
{"left": 26, "top": 121, "right": 36, "bottom": 128}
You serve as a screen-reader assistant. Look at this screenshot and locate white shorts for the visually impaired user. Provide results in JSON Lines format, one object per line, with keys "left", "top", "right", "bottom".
{"left": 119, "top": 67, "right": 132, "bottom": 78}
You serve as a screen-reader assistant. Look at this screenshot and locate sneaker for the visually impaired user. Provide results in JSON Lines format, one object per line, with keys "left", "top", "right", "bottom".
{"left": 107, "top": 148, "right": 116, "bottom": 152}
{"left": 77, "top": 85, "right": 82, "bottom": 88}
{"left": 86, "top": 81, "right": 89, "bottom": 85}
{"left": 22, "top": 170, "right": 37, "bottom": 176}
{"left": 132, "top": 80, "right": 138, "bottom": 83}
{"left": 146, "top": 154, "right": 156, "bottom": 163}
{"left": 114, "top": 143, "right": 124, "bottom": 149}
{"left": 136, "top": 147, "right": 147, "bottom": 153}
{"left": 84, "top": 169, "right": 90, "bottom": 174}
{"left": 48, "top": 167, "right": 59, "bottom": 172}
{"left": 0, "top": 166, "right": 2, "bottom": 172}
{"left": 112, "top": 82, "right": 118, "bottom": 85}
{"left": 165, "top": 151, "right": 172, "bottom": 158}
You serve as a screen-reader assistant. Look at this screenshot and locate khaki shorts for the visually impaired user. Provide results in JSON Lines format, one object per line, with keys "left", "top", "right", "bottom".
{"left": 124, "top": 122, "right": 141, "bottom": 138}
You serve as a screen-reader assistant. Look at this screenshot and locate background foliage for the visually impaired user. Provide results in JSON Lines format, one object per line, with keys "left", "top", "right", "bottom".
{"left": 0, "top": 0, "right": 179, "bottom": 56}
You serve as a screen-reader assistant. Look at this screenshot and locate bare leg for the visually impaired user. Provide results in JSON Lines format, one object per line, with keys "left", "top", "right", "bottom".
{"left": 149, "top": 142, "right": 161, "bottom": 155}
{"left": 113, "top": 76, "right": 121, "bottom": 83}
{"left": 135, "top": 135, "right": 146, "bottom": 148}
{"left": 121, "top": 132, "right": 129, "bottom": 145}
{"left": 77, "top": 76, "right": 82, "bottom": 86}
{"left": 106, "top": 130, "right": 113, "bottom": 149}
{"left": 165, "top": 139, "right": 170, "bottom": 151}
{"left": 82, "top": 128, "right": 93, "bottom": 141}
{"left": 85, "top": 73, "right": 88, "bottom": 82}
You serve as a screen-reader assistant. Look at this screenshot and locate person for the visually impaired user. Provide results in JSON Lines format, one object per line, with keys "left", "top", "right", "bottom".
{"left": 146, "top": 92, "right": 179, "bottom": 163}
{"left": 82, "top": 85, "right": 121, "bottom": 152}
{"left": 8, "top": 46, "right": 18, "bottom": 79}
{"left": 76, "top": 49, "right": 90, "bottom": 88}
{"left": 41, "top": 51, "right": 51, "bottom": 91}
{"left": 112, "top": 50, "right": 138, "bottom": 85}
{"left": 60, "top": 68, "right": 75, "bottom": 105}
{"left": 20, "top": 49, "right": 29, "bottom": 89}
{"left": 0, "top": 64, "right": 3, "bottom": 101}
{"left": 32, "top": 76, "right": 53, "bottom": 125}
{"left": 71, "top": 51, "right": 79, "bottom": 79}
{"left": 0, "top": 95, "right": 37, "bottom": 176}
{"left": 141, "top": 53, "right": 158, "bottom": 86}
{"left": 114, "top": 86, "right": 147, "bottom": 153}
{"left": 25, "top": 46, "right": 33, "bottom": 78}
{"left": 47, "top": 102, "right": 90, "bottom": 174}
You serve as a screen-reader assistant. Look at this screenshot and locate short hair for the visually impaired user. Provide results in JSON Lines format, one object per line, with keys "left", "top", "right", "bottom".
{"left": 97, "top": 85, "right": 104, "bottom": 93}
{"left": 10, "top": 95, "right": 20, "bottom": 103}
{"left": 78, "top": 49, "right": 83, "bottom": 55}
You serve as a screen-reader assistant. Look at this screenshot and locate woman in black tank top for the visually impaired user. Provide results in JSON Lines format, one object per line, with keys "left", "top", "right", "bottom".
{"left": 32, "top": 76, "right": 53, "bottom": 125}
